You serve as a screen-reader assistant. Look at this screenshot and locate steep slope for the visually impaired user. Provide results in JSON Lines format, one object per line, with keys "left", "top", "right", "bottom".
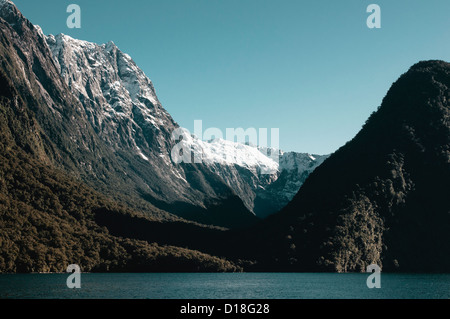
{"left": 0, "top": 0, "right": 149, "bottom": 205}
{"left": 0, "top": 0, "right": 245, "bottom": 272}
{"left": 246, "top": 60, "right": 450, "bottom": 272}
{"left": 0, "top": 63, "right": 241, "bottom": 273}
{"left": 43, "top": 32, "right": 257, "bottom": 228}
{"left": 45, "top": 32, "right": 326, "bottom": 220}
{"left": 253, "top": 150, "right": 328, "bottom": 217}
{"left": 0, "top": 0, "right": 255, "bottom": 229}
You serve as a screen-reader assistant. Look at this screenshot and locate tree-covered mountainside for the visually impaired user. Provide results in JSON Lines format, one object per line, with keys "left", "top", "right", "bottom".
{"left": 0, "top": 85, "right": 241, "bottom": 272}
{"left": 241, "top": 60, "right": 450, "bottom": 272}
{"left": 0, "top": 2, "right": 243, "bottom": 272}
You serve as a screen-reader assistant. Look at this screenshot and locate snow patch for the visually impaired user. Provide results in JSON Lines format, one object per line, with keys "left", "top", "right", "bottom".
{"left": 173, "top": 130, "right": 279, "bottom": 173}
{"left": 136, "top": 147, "right": 149, "bottom": 161}
{"left": 34, "top": 25, "right": 44, "bottom": 38}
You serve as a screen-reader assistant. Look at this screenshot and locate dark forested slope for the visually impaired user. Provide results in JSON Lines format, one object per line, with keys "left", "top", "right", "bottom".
{"left": 243, "top": 60, "right": 450, "bottom": 272}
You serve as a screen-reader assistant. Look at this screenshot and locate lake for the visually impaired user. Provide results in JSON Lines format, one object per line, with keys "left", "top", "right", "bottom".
{"left": 0, "top": 273, "right": 449, "bottom": 299}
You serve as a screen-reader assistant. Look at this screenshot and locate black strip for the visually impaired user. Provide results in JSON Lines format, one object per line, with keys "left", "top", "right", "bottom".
{"left": 0, "top": 299, "right": 447, "bottom": 318}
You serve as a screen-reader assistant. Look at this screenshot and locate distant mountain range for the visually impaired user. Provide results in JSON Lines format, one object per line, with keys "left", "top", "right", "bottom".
{"left": 0, "top": 0, "right": 448, "bottom": 273}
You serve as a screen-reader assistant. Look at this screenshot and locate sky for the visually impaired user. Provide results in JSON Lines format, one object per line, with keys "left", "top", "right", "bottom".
{"left": 12, "top": 0, "right": 450, "bottom": 154}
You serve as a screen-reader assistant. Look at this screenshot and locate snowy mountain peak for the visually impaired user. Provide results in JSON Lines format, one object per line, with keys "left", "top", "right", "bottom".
{"left": 198, "top": 137, "right": 279, "bottom": 172}
{"left": 46, "top": 33, "right": 174, "bottom": 153}
{"left": 44, "top": 30, "right": 329, "bottom": 218}
{"left": 33, "top": 24, "right": 44, "bottom": 38}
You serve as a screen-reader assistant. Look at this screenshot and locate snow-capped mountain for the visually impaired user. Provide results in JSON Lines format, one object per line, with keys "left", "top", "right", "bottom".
{"left": 45, "top": 33, "right": 174, "bottom": 158}
{"left": 44, "top": 32, "right": 328, "bottom": 219}
{"left": 0, "top": 0, "right": 256, "bottom": 228}
{"left": 42, "top": 32, "right": 260, "bottom": 226}
{"left": 45, "top": 34, "right": 323, "bottom": 220}
{"left": 171, "top": 126, "right": 328, "bottom": 216}
{"left": 0, "top": 0, "right": 328, "bottom": 228}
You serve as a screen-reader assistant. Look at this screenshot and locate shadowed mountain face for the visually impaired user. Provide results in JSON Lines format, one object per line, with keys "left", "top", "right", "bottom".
{"left": 244, "top": 60, "right": 450, "bottom": 272}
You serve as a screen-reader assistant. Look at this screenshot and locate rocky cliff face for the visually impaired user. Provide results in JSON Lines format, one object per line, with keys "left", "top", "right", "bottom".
{"left": 0, "top": 0, "right": 110, "bottom": 172}
{"left": 45, "top": 33, "right": 175, "bottom": 159}
{"left": 45, "top": 32, "right": 328, "bottom": 219}
{"left": 0, "top": 0, "right": 257, "bottom": 228}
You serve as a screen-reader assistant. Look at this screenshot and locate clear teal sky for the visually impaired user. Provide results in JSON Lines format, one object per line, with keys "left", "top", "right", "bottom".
{"left": 13, "top": 0, "right": 450, "bottom": 154}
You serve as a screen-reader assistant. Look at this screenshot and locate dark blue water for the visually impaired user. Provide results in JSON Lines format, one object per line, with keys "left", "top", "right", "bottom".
{"left": 0, "top": 273, "right": 448, "bottom": 299}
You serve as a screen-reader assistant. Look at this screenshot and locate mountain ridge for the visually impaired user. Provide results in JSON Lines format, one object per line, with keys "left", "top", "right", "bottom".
{"left": 241, "top": 59, "right": 450, "bottom": 272}
{"left": 0, "top": 10, "right": 255, "bottom": 228}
